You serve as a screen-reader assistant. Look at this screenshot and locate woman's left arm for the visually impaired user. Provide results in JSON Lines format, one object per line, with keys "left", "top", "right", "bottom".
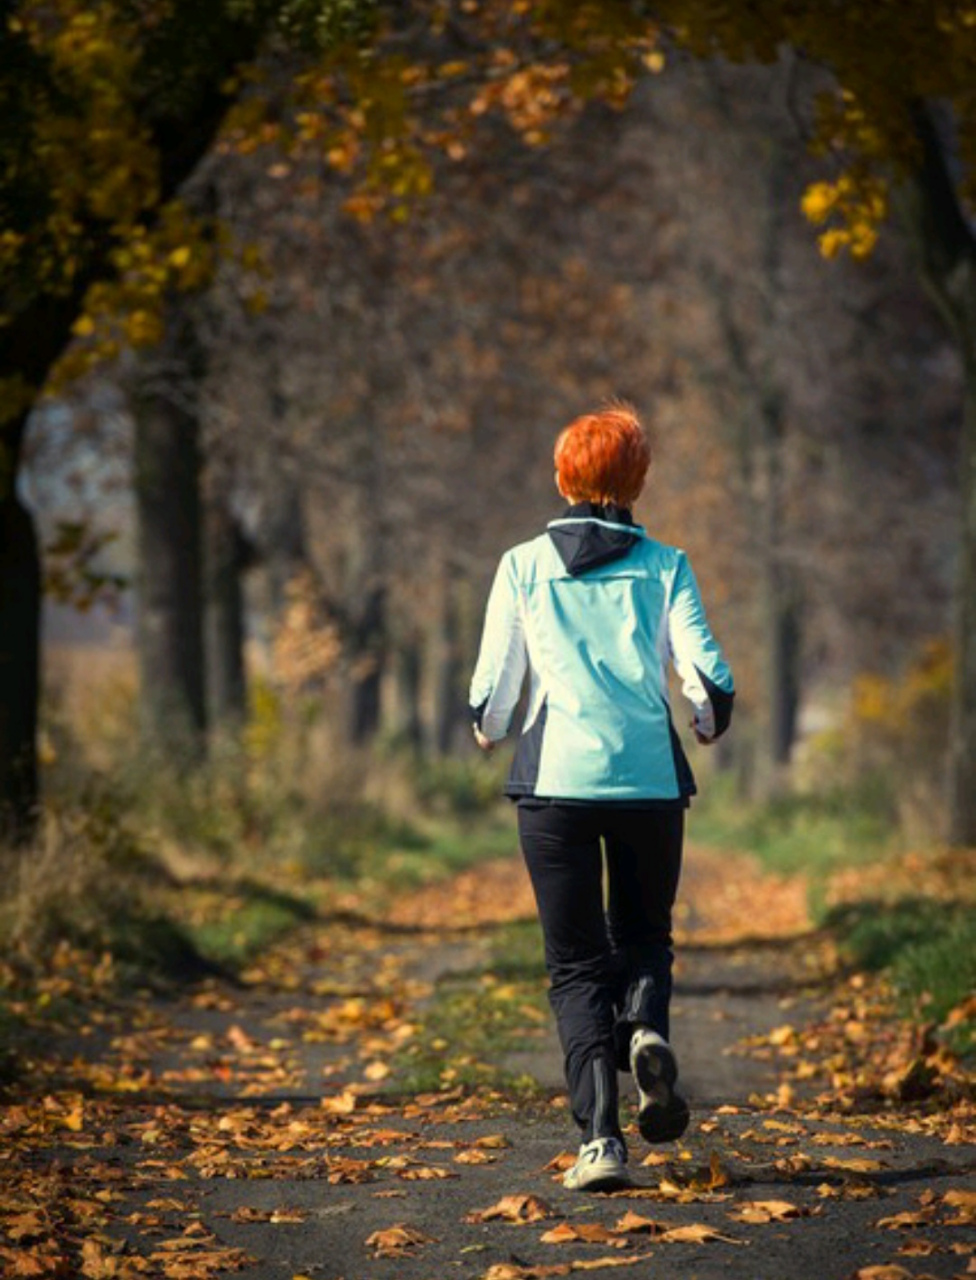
{"left": 469, "top": 552, "right": 528, "bottom": 748}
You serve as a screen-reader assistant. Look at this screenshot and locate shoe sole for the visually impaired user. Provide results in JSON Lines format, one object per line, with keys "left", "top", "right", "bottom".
{"left": 633, "top": 1042, "right": 690, "bottom": 1143}
{"left": 564, "top": 1162, "right": 633, "bottom": 1193}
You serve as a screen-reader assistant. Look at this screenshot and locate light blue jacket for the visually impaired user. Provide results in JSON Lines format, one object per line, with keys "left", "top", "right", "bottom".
{"left": 469, "top": 506, "right": 734, "bottom": 802}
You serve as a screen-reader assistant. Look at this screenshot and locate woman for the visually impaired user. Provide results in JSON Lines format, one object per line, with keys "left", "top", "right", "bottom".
{"left": 469, "top": 404, "right": 734, "bottom": 1192}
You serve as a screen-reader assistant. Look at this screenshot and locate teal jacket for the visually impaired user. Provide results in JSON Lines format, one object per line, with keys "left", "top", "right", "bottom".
{"left": 469, "top": 504, "right": 734, "bottom": 802}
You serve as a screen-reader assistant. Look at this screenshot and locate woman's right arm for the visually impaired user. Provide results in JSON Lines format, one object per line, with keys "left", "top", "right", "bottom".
{"left": 667, "top": 551, "right": 735, "bottom": 743}
{"left": 469, "top": 552, "right": 528, "bottom": 745}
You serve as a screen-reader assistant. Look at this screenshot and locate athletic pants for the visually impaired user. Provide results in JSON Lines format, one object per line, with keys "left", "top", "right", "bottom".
{"left": 517, "top": 801, "right": 684, "bottom": 1142}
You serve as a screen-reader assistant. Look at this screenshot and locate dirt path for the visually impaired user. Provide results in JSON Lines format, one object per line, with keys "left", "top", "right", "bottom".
{"left": 2, "top": 848, "right": 974, "bottom": 1280}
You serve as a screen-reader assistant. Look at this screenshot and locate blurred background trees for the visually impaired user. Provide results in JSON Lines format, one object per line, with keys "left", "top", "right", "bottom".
{"left": 3, "top": 0, "right": 975, "bottom": 856}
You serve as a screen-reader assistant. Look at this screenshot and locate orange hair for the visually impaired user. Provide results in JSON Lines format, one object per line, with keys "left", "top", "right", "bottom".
{"left": 554, "top": 404, "right": 650, "bottom": 507}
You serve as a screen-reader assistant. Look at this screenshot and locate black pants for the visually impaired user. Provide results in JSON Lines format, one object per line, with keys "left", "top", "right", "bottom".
{"left": 517, "top": 802, "right": 684, "bottom": 1143}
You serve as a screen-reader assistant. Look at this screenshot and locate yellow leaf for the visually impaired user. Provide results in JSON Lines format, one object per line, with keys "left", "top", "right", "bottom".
{"left": 64, "top": 1102, "right": 85, "bottom": 1132}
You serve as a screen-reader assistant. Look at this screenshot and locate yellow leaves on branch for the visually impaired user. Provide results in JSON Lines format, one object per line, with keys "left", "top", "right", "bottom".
{"left": 801, "top": 170, "right": 888, "bottom": 263}
{"left": 50, "top": 204, "right": 220, "bottom": 391}
{"left": 18, "top": 0, "right": 159, "bottom": 290}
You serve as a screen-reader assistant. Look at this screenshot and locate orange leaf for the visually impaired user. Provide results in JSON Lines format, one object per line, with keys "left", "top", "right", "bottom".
{"left": 320, "top": 1091, "right": 357, "bottom": 1116}
{"left": 728, "top": 1199, "right": 805, "bottom": 1224}
{"left": 365, "top": 1224, "right": 436, "bottom": 1257}
{"left": 540, "top": 1223, "right": 628, "bottom": 1247}
{"left": 466, "top": 1194, "right": 558, "bottom": 1224}
{"left": 397, "top": 1164, "right": 455, "bottom": 1181}
{"left": 613, "top": 1211, "right": 666, "bottom": 1235}
{"left": 454, "top": 1148, "right": 496, "bottom": 1165}
{"left": 659, "top": 1223, "right": 743, "bottom": 1244}
{"left": 821, "top": 1156, "right": 884, "bottom": 1173}
{"left": 875, "top": 1210, "right": 935, "bottom": 1230}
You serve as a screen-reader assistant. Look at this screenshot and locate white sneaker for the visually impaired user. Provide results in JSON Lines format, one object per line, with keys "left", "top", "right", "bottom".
{"left": 630, "top": 1028, "right": 690, "bottom": 1143}
{"left": 562, "top": 1136, "right": 632, "bottom": 1192}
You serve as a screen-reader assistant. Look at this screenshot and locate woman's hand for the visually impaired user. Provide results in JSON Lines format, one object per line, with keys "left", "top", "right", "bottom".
{"left": 473, "top": 725, "right": 494, "bottom": 752}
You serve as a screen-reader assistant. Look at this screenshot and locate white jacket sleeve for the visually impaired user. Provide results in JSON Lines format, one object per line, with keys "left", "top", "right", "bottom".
{"left": 469, "top": 552, "right": 528, "bottom": 742}
{"left": 667, "top": 551, "right": 735, "bottom": 741}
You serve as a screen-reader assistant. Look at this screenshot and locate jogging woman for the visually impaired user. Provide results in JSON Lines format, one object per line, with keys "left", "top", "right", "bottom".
{"left": 469, "top": 404, "right": 734, "bottom": 1192}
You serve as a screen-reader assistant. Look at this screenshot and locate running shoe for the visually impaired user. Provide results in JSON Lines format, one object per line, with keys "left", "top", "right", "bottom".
{"left": 630, "top": 1027, "right": 690, "bottom": 1143}
{"left": 562, "top": 1136, "right": 632, "bottom": 1192}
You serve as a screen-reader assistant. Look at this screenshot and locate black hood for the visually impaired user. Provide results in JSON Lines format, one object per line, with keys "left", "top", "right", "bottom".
{"left": 548, "top": 502, "right": 641, "bottom": 577}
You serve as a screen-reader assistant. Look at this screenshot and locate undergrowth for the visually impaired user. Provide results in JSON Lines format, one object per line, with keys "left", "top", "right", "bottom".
{"left": 689, "top": 771, "right": 897, "bottom": 880}
{"left": 825, "top": 897, "right": 976, "bottom": 1053}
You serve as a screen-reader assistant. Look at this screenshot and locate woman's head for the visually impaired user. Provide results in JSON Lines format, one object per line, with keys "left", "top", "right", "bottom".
{"left": 554, "top": 403, "right": 650, "bottom": 508}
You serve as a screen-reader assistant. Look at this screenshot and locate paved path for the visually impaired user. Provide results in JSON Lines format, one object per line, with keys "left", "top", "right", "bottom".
{"left": 3, "top": 849, "right": 974, "bottom": 1280}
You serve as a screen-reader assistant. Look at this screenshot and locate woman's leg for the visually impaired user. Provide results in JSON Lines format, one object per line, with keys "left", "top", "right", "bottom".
{"left": 604, "top": 809, "right": 684, "bottom": 1057}
{"left": 517, "top": 801, "right": 621, "bottom": 1142}
{"left": 604, "top": 808, "right": 688, "bottom": 1142}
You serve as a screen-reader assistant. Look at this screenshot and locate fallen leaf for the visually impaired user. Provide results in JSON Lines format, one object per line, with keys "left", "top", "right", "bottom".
{"left": 540, "top": 1223, "right": 628, "bottom": 1247}
{"left": 728, "top": 1199, "right": 805, "bottom": 1224}
{"left": 895, "top": 1238, "right": 938, "bottom": 1257}
{"left": 320, "top": 1091, "right": 357, "bottom": 1116}
{"left": 0, "top": 1246, "right": 71, "bottom": 1277}
{"left": 466, "top": 1194, "right": 559, "bottom": 1224}
{"left": 227, "top": 1026, "right": 256, "bottom": 1053}
{"left": 821, "top": 1156, "right": 884, "bottom": 1174}
{"left": 147, "top": 1247, "right": 253, "bottom": 1277}
{"left": 80, "top": 1239, "right": 123, "bottom": 1279}
{"left": 325, "top": 1156, "right": 375, "bottom": 1184}
{"left": 5, "top": 1214, "right": 48, "bottom": 1243}
{"left": 230, "top": 1207, "right": 272, "bottom": 1223}
{"left": 483, "top": 1259, "right": 647, "bottom": 1278}
{"left": 365, "top": 1224, "right": 436, "bottom": 1257}
{"left": 849, "top": 1268, "right": 914, "bottom": 1280}
{"left": 397, "top": 1164, "right": 455, "bottom": 1181}
{"left": 614, "top": 1211, "right": 671, "bottom": 1235}
{"left": 876, "top": 1211, "right": 935, "bottom": 1230}
{"left": 475, "top": 1134, "right": 512, "bottom": 1149}
{"left": 943, "top": 1188, "right": 976, "bottom": 1224}
{"left": 659, "top": 1224, "right": 743, "bottom": 1244}
{"left": 543, "top": 1152, "right": 577, "bottom": 1174}
{"left": 64, "top": 1102, "right": 85, "bottom": 1132}
{"left": 455, "top": 1148, "right": 496, "bottom": 1165}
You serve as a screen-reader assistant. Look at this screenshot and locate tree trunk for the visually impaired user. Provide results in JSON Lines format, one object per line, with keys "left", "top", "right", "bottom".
{"left": 382, "top": 637, "right": 423, "bottom": 749}
{"left": 758, "top": 382, "right": 803, "bottom": 778}
{"left": 421, "top": 566, "right": 461, "bottom": 756}
{"left": 766, "top": 567, "right": 802, "bottom": 768}
{"left": 433, "top": 577, "right": 461, "bottom": 756}
{"left": 0, "top": 418, "right": 41, "bottom": 842}
{"left": 132, "top": 320, "right": 207, "bottom": 760}
{"left": 205, "top": 495, "right": 248, "bottom": 732}
{"left": 894, "top": 105, "right": 976, "bottom": 845}
{"left": 948, "top": 355, "right": 976, "bottom": 844}
{"left": 347, "top": 583, "right": 385, "bottom": 745}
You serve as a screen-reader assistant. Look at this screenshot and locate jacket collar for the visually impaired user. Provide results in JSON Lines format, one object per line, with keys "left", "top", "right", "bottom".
{"left": 547, "top": 502, "right": 643, "bottom": 576}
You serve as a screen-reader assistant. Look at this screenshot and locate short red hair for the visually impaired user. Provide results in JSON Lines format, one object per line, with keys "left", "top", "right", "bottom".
{"left": 554, "top": 404, "right": 650, "bottom": 507}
